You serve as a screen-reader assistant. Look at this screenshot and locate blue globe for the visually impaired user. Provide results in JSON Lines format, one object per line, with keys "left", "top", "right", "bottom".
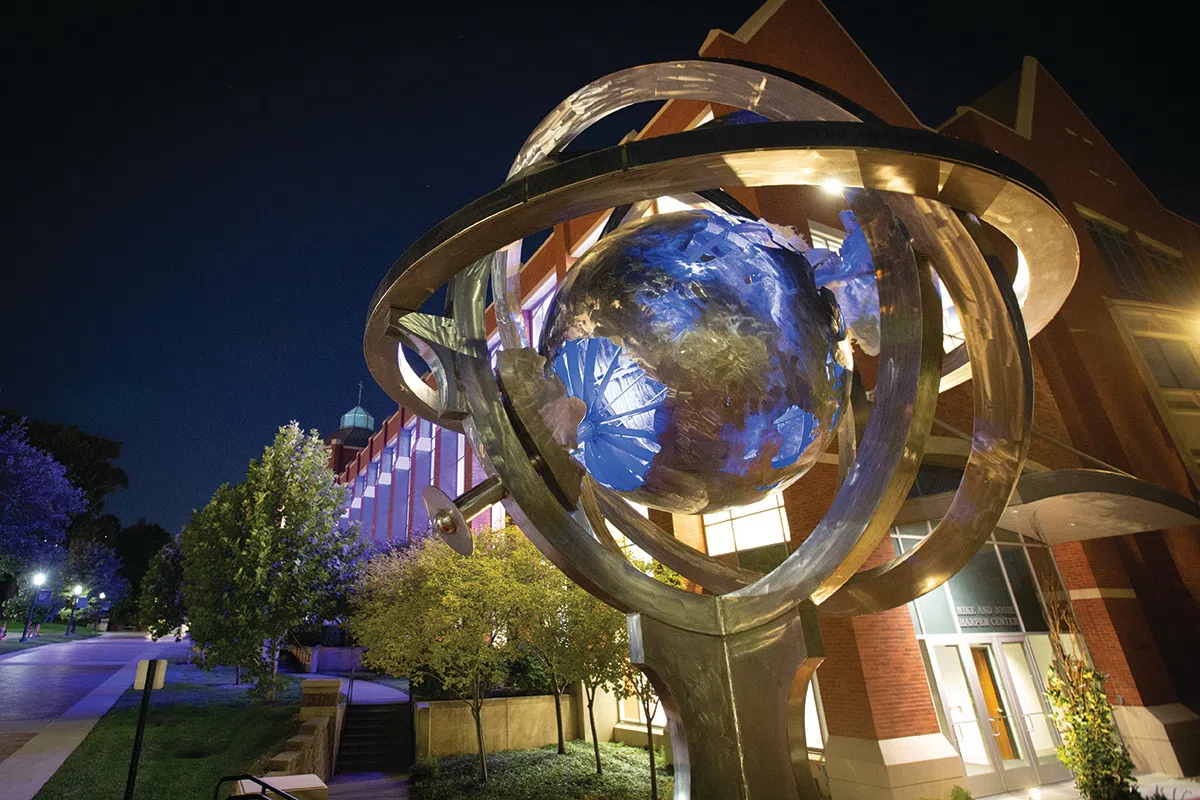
{"left": 540, "top": 210, "right": 852, "bottom": 515}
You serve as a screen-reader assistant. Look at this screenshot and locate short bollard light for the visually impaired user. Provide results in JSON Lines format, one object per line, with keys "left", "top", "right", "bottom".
{"left": 124, "top": 658, "right": 166, "bottom": 800}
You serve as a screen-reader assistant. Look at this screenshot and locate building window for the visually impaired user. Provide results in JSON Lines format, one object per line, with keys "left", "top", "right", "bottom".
{"left": 1080, "top": 214, "right": 1151, "bottom": 301}
{"left": 1111, "top": 302, "right": 1200, "bottom": 486}
{"left": 455, "top": 433, "right": 466, "bottom": 496}
{"left": 701, "top": 493, "right": 790, "bottom": 557}
{"left": 1142, "top": 241, "right": 1197, "bottom": 306}
{"left": 603, "top": 502, "right": 653, "bottom": 564}
{"left": 1135, "top": 337, "right": 1200, "bottom": 389}
{"left": 808, "top": 220, "right": 845, "bottom": 252}
{"left": 523, "top": 275, "right": 558, "bottom": 348}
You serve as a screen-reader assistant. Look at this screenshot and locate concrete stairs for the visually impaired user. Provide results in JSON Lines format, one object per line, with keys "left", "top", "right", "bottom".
{"left": 336, "top": 703, "right": 412, "bottom": 774}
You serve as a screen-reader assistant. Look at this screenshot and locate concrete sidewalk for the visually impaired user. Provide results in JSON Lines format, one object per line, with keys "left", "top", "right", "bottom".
{"left": 303, "top": 672, "right": 409, "bottom": 704}
{"left": 0, "top": 634, "right": 188, "bottom": 800}
{"left": 989, "top": 775, "right": 1199, "bottom": 800}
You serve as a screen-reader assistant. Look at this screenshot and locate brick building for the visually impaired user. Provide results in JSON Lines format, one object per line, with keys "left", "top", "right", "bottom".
{"left": 336, "top": 1, "right": 1200, "bottom": 795}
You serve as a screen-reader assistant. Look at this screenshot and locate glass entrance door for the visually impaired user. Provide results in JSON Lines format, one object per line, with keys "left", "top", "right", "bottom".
{"left": 968, "top": 643, "right": 1038, "bottom": 791}
{"left": 927, "top": 637, "right": 1066, "bottom": 795}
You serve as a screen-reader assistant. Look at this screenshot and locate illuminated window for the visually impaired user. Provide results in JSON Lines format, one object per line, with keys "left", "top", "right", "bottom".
{"left": 1080, "top": 214, "right": 1151, "bottom": 300}
{"left": 523, "top": 276, "right": 558, "bottom": 348}
{"left": 455, "top": 433, "right": 466, "bottom": 496}
{"left": 1136, "top": 336, "right": 1200, "bottom": 389}
{"left": 604, "top": 502, "right": 652, "bottom": 564}
{"left": 807, "top": 220, "right": 845, "bottom": 253}
{"left": 805, "top": 676, "right": 827, "bottom": 756}
{"left": 702, "top": 493, "right": 790, "bottom": 557}
{"left": 1111, "top": 303, "right": 1200, "bottom": 487}
{"left": 487, "top": 333, "right": 500, "bottom": 370}
{"left": 618, "top": 685, "right": 667, "bottom": 727}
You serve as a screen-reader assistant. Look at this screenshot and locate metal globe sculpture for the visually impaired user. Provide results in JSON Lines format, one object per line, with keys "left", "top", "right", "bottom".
{"left": 364, "top": 60, "right": 1078, "bottom": 800}
{"left": 541, "top": 209, "right": 852, "bottom": 514}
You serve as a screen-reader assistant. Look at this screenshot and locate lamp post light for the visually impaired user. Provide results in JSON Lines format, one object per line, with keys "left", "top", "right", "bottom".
{"left": 67, "top": 584, "right": 83, "bottom": 637}
{"left": 94, "top": 593, "right": 108, "bottom": 632}
{"left": 19, "top": 573, "right": 47, "bottom": 642}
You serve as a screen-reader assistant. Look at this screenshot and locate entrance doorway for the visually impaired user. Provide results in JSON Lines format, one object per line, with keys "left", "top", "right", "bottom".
{"left": 925, "top": 636, "right": 1070, "bottom": 796}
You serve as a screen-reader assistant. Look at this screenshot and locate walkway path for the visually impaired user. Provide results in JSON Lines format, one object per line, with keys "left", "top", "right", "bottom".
{"left": 304, "top": 672, "right": 409, "bottom": 705}
{"left": 985, "top": 775, "right": 1198, "bottom": 800}
{"left": 0, "top": 632, "right": 189, "bottom": 800}
{"left": 327, "top": 772, "right": 410, "bottom": 799}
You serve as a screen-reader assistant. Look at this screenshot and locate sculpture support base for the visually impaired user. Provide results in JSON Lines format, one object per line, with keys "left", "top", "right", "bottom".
{"left": 628, "top": 603, "right": 823, "bottom": 800}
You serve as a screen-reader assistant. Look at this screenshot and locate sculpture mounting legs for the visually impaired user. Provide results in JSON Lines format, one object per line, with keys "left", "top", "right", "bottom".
{"left": 628, "top": 603, "right": 824, "bottom": 800}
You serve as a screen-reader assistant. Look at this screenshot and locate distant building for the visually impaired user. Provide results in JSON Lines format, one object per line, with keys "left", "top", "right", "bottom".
{"left": 325, "top": 404, "right": 375, "bottom": 475}
{"left": 337, "top": 0, "right": 1200, "bottom": 791}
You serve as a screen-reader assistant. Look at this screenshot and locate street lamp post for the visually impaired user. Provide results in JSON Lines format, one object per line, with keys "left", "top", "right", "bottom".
{"left": 19, "top": 573, "right": 46, "bottom": 643}
{"left": 94, "top": 593, "right": 107, "bottom": 632}
{"left": 67, "top": 584, "right": 83, "bottom": 637}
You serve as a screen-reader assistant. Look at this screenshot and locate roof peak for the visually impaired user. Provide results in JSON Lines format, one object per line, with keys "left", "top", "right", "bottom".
{"left": 340, "top": 405, "right": 375, "bottom": 432}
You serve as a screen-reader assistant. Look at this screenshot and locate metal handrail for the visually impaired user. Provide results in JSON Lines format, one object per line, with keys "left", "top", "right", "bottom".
{"left": 213, "top": 774, "right": 303, "bottom": 800}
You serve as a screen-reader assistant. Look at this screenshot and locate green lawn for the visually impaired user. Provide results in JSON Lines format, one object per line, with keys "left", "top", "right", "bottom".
{"left": 34, "top": 665, "right": 302, "bottom": 800}
{"left": 413, "top": 739, "right": 673, "bottom": 800}
{"left": 0, "top": 621, "right": 100, "bottom": 655}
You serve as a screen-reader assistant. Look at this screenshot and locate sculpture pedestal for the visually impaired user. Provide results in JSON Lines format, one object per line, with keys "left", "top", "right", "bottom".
{"left": 628, "top": 603, "right": 823, "bottom": 800}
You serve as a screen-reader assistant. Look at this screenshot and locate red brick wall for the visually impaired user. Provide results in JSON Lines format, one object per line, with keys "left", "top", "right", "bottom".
{"left": 819, "top": 540, "right": 942, "bottom": 740}
{"left": 1052, "top": 539, "right": 1178, "bottom": 707}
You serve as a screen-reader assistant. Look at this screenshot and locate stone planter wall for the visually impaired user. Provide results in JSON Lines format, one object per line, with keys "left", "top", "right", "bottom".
{"left": 415, "top": 693, "right": 579, "bottom": 758}
{"left": 264, "top": 715, "right": 333, "bottom": 782}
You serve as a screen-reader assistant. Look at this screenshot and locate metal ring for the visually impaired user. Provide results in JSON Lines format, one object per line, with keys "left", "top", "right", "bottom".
{"left": 364, "top": 62, "right": 1073, "bottom": 634}
{"left": 819, "top": 195, "right": 1033, "bottom": 617}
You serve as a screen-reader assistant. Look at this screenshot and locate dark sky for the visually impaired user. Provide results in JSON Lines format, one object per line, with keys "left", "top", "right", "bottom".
{"left": 3, "top": 1, "right": 1193, "bottom": 534}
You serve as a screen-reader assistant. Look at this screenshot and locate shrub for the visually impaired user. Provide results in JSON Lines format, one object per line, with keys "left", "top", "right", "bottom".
{"left": 1045, "top": 654, "right": 1137, "bottom": 800}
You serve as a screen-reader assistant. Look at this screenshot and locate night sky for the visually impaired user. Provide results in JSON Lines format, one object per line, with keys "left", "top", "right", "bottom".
{"left": 3, "top": 2, "right": 1192, "bottom": 535}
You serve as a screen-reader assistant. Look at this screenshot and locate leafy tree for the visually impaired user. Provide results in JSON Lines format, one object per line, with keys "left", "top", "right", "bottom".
{"left": 620, "top": 657, "right": 664, "bottom": 800}
{"left": 62, "top": 538, "right": 128, "bottom": 603}
{"left": 115, "top": 518, "right": 171, "bottom": 594}
{"left": 510, "top": 535, "right": 581, "bottom": 756}
{"left": 6, "top": 414, "right": 129, "bottom": 518}
{"left": 139, "top": 539, "right": 185, "bottom": 640}
{"left": 0, "top": 418, "right": 85, "bottom": 611}
{"left": 352, "top": 526, "right": 524, "bottom": 783}
{"left": 562, "top": 581, "right": 628, "bottom": 775}
{"left": 182, "top": 423, "right": 363, "bottom": 702}
{"left": 182, "top": 483, "right": 261, "bottom": 674}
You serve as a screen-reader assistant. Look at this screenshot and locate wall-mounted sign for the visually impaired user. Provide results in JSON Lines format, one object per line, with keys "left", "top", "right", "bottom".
{"left": 955, "top": 604, "right": 1020, "bottom": 630}
{"left": 946, "top": 550, "right": 1023, "bottom": 633}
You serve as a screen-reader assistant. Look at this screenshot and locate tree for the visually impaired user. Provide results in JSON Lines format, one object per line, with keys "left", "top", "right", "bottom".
{"left": 0, "top": 418, "right": 86, "bottom": 609}
{"left": 182, "top": 483, "right": 261, "bottom": 676}
{"left": 352, "top": 526, "right": 524, "bottom": 783}
{"left": 115, "top": 519, "right": 171, "bottom": 595}
{"left": 562, "top": 581, "right": 628, "bottom": 775}
{"left": 6, "top": 414, "right": 129, "bottom": 518}
{"left": 62, "top": 538, "right": 128, "bottom": 603}
{"left": 139, "top": 540, "right": 185, "bottom": 640}
{"left": 510, "top": 535, "right": 581, "bottom": 756}
{"left": 182, "top": 423, "right": 364, "bottom": 702}
{"left": 621, "top": 657, "right": 664, "bottom": 800}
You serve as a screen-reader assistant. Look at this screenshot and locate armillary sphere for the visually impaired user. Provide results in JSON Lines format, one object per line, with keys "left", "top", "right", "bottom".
{"left": 363, "top": 60, "right": 1078, "bottom": 800}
